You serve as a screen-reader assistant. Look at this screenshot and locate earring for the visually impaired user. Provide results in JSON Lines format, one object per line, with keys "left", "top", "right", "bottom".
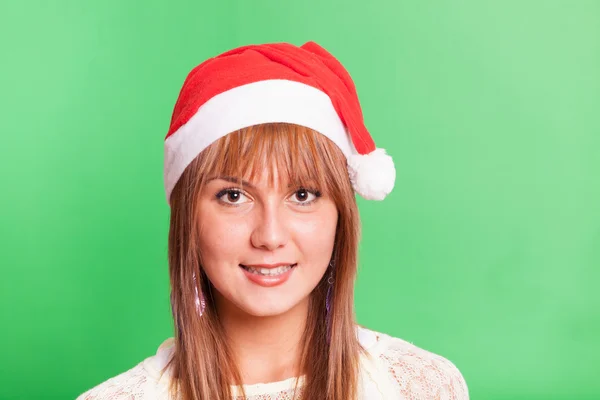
{"left": 325, "top": 260, "right": 334, "bottom": 343}
{"left": 193, "top": 271, "right": 206, "bottom": 316}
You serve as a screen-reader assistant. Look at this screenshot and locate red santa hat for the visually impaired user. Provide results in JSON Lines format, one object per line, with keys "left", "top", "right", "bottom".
{"left": 164, "top": 41, "right": 395, "bottom": 205}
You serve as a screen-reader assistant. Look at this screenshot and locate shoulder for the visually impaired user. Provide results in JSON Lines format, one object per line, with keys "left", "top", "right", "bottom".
{"left": 76, "top": 338, "right": 176, "bottom": 400}
{"left": 357, "top": 326, "right": 469, "bottom": 400}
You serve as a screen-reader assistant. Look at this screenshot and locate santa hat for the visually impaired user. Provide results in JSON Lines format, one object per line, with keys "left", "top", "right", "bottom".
{"left": 164, "top": 41, "right": 395, "bottom": 205}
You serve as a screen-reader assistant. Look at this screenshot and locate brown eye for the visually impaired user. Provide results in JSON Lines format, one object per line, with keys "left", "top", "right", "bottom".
{"left": 227, "top": 191, "right": 241, "bottom": 202}
{"left": 289, "top": 188, "right": 318, "bottom": 204}
{"left": 296, "top": 189, "right": 308, "bottom": 201}
{"left": 216, "top": 189, "right": 250, "bottom": 205}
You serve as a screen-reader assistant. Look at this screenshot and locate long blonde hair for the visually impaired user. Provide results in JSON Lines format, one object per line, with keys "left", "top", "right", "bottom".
{"left": 166, "top": 122, "right": 366, "bottom": 399}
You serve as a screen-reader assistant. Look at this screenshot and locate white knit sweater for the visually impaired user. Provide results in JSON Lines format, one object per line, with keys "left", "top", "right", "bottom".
{"left": 77, "top": 326, "right": 468, "bottom": 399}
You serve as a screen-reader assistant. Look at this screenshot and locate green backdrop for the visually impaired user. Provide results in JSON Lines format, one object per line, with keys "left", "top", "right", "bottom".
{"left": 1, "top": 1, "right": 598, "bottom": 399}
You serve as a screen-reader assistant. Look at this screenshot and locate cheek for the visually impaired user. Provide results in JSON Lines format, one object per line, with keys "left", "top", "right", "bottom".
{"left": 291, "top": 206, "right": 338, "bottom": 260}
{"left": 197, "top": 210, "right": 250, "bottom": 266}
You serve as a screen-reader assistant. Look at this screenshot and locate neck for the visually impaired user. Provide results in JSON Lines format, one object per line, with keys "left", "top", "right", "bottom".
{"left": 216, "top": 295, "right": 309, "bottom": 385}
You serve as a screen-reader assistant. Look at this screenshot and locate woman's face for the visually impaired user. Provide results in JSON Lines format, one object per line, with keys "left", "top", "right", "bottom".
{"left": 196, "top": 167, "right": 338, "bottom": 317}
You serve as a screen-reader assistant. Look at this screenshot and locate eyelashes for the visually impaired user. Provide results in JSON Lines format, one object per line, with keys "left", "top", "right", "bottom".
{"left": 290, "top": 187, "right": 322, "bottom": 205}
{"left": 215, "top": 186, "right": 322, "bottom": 207}
{"left": 215, "top": 187, "right": 248, "bottom": 204}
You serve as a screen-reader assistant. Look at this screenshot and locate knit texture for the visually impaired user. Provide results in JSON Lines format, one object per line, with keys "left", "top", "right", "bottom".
{"left": 77, "top": 326, "right": 468, "bottom": 400}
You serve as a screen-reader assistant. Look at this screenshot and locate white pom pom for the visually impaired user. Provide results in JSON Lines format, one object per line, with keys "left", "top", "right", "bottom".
{"left": 347, "top": 148, "right": 396, "bottom": 200}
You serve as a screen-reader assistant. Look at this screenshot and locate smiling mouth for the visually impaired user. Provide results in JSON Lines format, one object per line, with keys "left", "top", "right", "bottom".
{"left": 239, "top": 264, "right": 297, "bottom": 276}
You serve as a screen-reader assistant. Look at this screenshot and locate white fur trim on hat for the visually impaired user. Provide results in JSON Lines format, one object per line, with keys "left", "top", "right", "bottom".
{"left": 164, "top": 79, "right": 354, "bottom": 203}
{"left": 164, "top": 79, "right": 396, "bottom": 203}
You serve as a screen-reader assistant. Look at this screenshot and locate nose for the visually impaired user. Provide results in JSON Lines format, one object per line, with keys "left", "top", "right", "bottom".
{"left": 250, "top": 203, "right": 289, "bottom": 251}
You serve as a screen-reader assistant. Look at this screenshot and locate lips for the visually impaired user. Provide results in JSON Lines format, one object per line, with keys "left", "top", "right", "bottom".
{"left": 239, "top": 263, "right": 297, "bottom": 287}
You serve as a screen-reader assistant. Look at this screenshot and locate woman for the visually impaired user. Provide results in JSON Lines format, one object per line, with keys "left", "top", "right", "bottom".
{"left": 78, "top": 41, "right": 468, "bottom": 399}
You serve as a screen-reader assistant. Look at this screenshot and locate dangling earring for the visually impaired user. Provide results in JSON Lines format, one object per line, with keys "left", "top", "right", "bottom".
{"left": 193, "top": 271, "right": 206, "bottom": 316}
{"left": 325, "top": 260, "right": 334, "bottom": 343}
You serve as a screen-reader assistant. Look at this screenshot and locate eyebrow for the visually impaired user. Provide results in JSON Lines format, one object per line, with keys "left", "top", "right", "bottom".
{"left": 208, "top": 176, "right": 320, "bottom": 190}
{"left": 208, "top": 176, "right": 256, "bottom": 189}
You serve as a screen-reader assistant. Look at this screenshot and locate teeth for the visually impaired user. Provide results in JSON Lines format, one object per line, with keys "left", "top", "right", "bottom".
{"left": 242, "top": 265, "right": 294, "bottom": 276}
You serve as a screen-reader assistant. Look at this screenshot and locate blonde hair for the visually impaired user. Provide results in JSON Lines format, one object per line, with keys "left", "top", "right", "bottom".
{"left": 166, "top": 123, "right": 366, "bottom": 399}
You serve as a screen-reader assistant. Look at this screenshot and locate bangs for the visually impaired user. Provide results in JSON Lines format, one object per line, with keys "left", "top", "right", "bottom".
{"left": 196, "top": 123, "right": 347, "bottom": 193}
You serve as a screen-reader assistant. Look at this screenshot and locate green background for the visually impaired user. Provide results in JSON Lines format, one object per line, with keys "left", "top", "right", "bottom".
{"left": 1, "top": 1, "right": 598, "bottom": 399}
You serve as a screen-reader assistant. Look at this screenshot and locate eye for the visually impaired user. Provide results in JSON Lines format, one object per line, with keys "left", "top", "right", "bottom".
{"left": 288, "top": 188, "right": 320, "bottom": 204}
{"left": 216, "top": 189, "right": 250, "bottom": 205}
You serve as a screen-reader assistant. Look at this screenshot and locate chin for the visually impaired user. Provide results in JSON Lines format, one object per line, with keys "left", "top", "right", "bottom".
{"left": 236, "top": 297, "right": 304, "bottom": 318}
